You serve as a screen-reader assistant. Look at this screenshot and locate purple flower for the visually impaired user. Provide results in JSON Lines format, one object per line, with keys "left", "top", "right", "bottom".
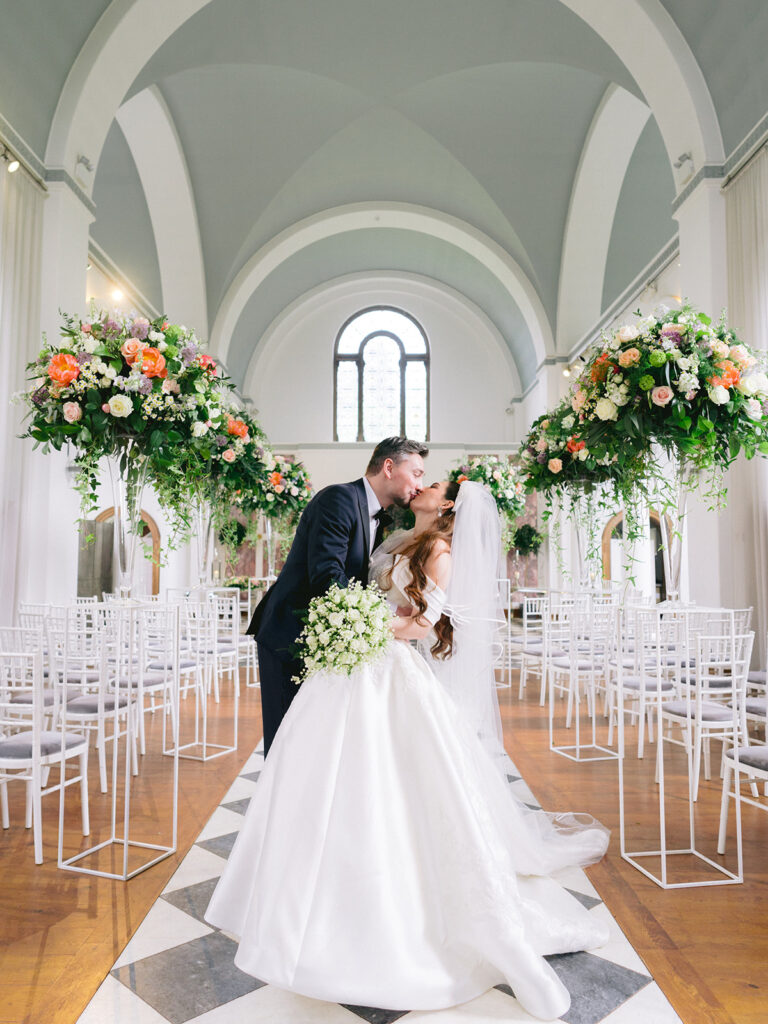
{"left": 130, "top": 317, "right": 150, "bottom": 340}
{"left": 181, "top": 344, "right": 197, "bottom": 366}
{"left": 138, "top": 375, "right": 153, "bottom": 395}
{"left": 75, "top": 352, "right": 93, "bottom": 364}
{"left": 536, "top": 454, "right": 547, "bottom": 465}
{"left": 215, "top": 435, "right": 227, "bottom": 448}
{"left": 31, "top": 385, "right": 49, "bottom": 406}
{"left": 104, "top": 318, "right": 121, "bottom": 335}
{"left": 762, "top": 400, "right": 768, "bottom": 416}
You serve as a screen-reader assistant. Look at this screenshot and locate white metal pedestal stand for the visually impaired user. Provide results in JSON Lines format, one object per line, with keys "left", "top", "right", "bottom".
{"left": 58, "top": 605, "right": 180, "bottom": 880}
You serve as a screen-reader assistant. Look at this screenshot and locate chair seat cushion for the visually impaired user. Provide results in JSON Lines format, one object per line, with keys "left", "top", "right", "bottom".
{"left": 0, "top": 730, "right": 86, "bottom": 760}
{"left": 66, "top": 694, "right": 130, "bottom": 714}
{"left": 552, "top": 658, "right": 600, "bottom": 671}
{"left": 148, "top": 659, "right": 197, "bottom": 671}
{"left": 728, "top": 744, "right": 768, "bottom": 772}
{"left": 662, "top": 699, "right": 732, "bottom": 722}
{"left": 622, "top": 675, "right": 675, "bottom": 692}
{"left": 62, "top": 670, "right": 100, "bottom": 684}
{"left": 741, "top": 697, "right": 768, "bottom": 716}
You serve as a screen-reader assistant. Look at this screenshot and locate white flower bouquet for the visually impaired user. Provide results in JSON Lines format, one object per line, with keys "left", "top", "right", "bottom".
{"left": 292, "top": 580, "right": 393, "bottom": 684}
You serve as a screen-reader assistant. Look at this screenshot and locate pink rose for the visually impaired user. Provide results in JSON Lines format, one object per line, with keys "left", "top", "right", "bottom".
{"left": 161, "top": 378, "right": 180, "bottom": 394}
{"left": 62, "top": 402, "right": 82, "bottom": 423}
{"left": 81, "top": 323, "right": 92, "bottom": 334}
{"left": 222, "top": 449, "right": 236, "bottom": 463}
{"left": 729, "top": 344, "right": 754, "bottom": 368}
{"left": 101, "top": 403, "right": 110, "bottom": 413}
{"left": 651, "top": 385, "right": 674, "bottom": 407}
{"left": 548, "top": 458, "right": 563, "bottom": 474}
{"left": 571, "top": 389, "right": 586, "bottom": 412}
{"left": 618, "top": 347, "right": 641, "bottom": 368}
{"left": 535, "top": 438, "right": 548, "bottom": 453}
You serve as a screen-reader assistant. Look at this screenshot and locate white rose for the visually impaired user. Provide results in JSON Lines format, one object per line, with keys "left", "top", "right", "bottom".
{"left": 618, "top": 324, "right": 640, "bottom": 342}
{"left": 104, "top": 365, "right": 117, "bottom": 379}
{"left": 108, "top": 394, "right": 133, "bottom": 418}
{"left": 290, "top": 486, "right": 299, "bottom": 496}
{"left": 594, "top": 397, "right": 619, "bottom": 421}
{"left": 96, "top": 361, "right": 108, "bottom": 374}
{"left": 561, "top": 414, "right": 575, "bottom": 430}
{"left": 83, "top": 337, "right": 98, "bottom": 354}
{"left": 149, "top": 331, "right": 165, "bottom": 343}
{"left": 266, "top": 493, "right": 275, "bottom": 501}
{"left": 708, "top": 385, "right": 730, "bottom": 405}
{"left": 157, "top": 340, "right": 168, "bottom": 352}
{"left": 711, "top": 340, "right": 730, "bottom": 359}
{"left": 738, "top": 372, "right": 768, "bottom": 398}
{"left": 576, "top": 448, "right": 590, "bottom": 461}
{"left": 191, "top": 421, "right": 209, "bottom": 437}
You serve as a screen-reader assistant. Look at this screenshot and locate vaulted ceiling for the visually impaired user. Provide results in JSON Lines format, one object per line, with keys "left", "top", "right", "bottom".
{"left": 2, "top": 0, "right": 767, "bottom": 393}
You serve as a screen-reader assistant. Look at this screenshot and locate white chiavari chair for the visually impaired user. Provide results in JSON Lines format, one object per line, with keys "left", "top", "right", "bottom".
{"left": 0, "top": 650, "right": 89, "bottom": 864}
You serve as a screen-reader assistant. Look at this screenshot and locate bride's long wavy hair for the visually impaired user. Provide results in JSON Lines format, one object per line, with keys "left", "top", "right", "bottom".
{"left": 381, "top": 480, "right": 460, "bottom": 660}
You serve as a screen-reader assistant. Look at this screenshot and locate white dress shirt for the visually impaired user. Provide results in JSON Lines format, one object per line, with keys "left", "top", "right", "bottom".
{"left": 362, "top": 476, "right": 382, "bottom": 555}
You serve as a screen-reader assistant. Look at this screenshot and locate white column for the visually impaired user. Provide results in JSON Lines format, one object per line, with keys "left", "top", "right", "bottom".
{"left": 673, "top": 178, "right": 727, "bottom": 608}
{"left": 17, "top": 182, "right": 93, "bottom": 607}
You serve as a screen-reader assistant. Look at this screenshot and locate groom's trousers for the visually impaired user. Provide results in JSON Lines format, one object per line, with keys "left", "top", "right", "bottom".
{"left": 257, "top": 642, "right": 302, "bottom": 756}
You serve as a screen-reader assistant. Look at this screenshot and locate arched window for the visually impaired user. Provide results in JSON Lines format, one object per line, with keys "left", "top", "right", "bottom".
{"left": 334, "top": 307, "right": 430, "bottom": 442}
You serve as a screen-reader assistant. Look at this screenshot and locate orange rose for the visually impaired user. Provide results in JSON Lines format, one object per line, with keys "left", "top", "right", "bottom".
{"left": 227, "top": 416, "right": 249, "bottom": 438}
{"left": 121, "top": 338, "right": 147, "bottom": 365}
{"left": 566, "top": 436, "right": 585, "bottom": 453}
{"left": 140, "top": 347, "right": 167, "bottom": 379}
{"left": 710, "top": 359, "right": 740, "bottom": 389}
{"left": 457, "top": 474, "right": 468, "bottom": 483}
{"left": 269, "top": 471, "right": 284, "bottom": 488}
{"left": 590, "top": 352, "right": 612, "bottom": 383}
{"left": 47, "top": 353, "right": 80, "bottom": 386}
{"left": 199, "top": 354, "right": 217, "bottom": 374}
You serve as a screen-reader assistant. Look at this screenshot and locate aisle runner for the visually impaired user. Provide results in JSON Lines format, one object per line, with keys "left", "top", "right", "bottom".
{"left": 77, "top": 750, "right": 681, "bottom": 1024}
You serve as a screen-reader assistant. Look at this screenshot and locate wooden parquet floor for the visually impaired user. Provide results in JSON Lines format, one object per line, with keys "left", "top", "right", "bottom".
{"left": 0, "top": 669, "right": 766, "bottom": 1024}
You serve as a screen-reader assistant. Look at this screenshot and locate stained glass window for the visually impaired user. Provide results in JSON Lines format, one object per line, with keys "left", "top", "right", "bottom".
{"left": 334, "top": 308, "right": 430, "bottom": 442}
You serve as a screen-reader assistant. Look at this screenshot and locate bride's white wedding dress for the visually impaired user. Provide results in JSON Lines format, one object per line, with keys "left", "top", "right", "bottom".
{"left": 205, "top": 553, "right": 609, "bottom": 1021}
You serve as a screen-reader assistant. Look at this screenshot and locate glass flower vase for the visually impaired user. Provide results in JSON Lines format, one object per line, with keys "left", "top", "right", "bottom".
{"left": 265, "top": 515, "right": 277, "bottom": 579}
{"left": 658, "top": 459, "right": 695, "bottom": 604}
{"left": 107, "top": 443, "right": 150, "bottom": 601}
{"left": 572, "top": 489, "right": 599, "bottom": 590}
{"left": 194, "top": 501, "right": 215, "bottom": 588}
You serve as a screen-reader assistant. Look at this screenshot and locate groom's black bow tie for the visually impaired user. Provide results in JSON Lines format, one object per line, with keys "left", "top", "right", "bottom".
{"left": 372, "top": 507, "right": 392, "bottom": 551}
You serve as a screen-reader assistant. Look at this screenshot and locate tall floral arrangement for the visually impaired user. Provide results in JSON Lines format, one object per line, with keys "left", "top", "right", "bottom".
{"left": 20, "top": 310, "right": 229, "bottom": 516}
{"left": 569, "top": 305, "right": 768, "bottom": 486}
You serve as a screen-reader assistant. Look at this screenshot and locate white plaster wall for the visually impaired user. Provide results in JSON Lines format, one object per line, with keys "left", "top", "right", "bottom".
{"left": 245, "top": 274, "right": 517, "bottom": 447}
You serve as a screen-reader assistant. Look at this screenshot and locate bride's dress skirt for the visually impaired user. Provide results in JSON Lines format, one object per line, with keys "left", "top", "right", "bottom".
{"left": 205, "top": 643, "right": 609, "bottom": 1021}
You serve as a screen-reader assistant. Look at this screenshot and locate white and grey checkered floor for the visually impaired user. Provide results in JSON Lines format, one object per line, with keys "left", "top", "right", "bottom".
{"left": 77, "top": 749, "right": 682, "bottom": 1024}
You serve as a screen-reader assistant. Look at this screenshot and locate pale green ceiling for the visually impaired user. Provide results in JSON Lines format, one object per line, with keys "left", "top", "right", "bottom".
{"left": 1, "top": 0, "right": 767, "bottom": 393}
{"left": 225, "top": 227, "right": 537, "bottom": 387}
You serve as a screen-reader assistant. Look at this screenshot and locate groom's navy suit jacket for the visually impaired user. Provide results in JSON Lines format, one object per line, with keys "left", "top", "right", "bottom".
{"left": 247, "top": 478, "right": 372, "bottom": 660}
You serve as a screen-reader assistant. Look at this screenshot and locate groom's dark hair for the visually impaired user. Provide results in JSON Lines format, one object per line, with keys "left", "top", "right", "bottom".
{"left": 366, "top": 436, "right": 429, "bottom": 474}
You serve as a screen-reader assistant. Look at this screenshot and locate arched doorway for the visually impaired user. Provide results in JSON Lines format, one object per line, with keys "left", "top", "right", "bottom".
{"left": 95, "top": 508, "right": 161, "bottom": 596}
{"left": 601, "top": 510, "right": 667, "bottom": 602}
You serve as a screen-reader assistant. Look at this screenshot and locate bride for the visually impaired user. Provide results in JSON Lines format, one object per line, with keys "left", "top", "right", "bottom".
{"left": 205, "top": 480, "right": 609, "bottom": 1021}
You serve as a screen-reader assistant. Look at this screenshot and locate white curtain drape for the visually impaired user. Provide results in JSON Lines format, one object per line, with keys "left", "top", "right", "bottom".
{"left": 725, "top": 145, "right": 768, "bottom": 665}
{"left": 0, "top": 166, "right": 45, "bottom": 624}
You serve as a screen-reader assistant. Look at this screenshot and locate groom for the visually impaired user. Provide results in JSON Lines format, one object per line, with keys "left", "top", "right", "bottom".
{"left": 247, "top": 436, "right": 428, "bottom": 754}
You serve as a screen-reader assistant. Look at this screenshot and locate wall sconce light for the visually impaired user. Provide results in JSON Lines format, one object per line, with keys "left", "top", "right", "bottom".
{"left": 562, "top": 365, "right": 572, "bottom": 378}
{"left": 1, "top": 146, "right": 20, "bottom": 173}
{"left": 76, "top": 154, "right": 94, "bottom": 173}
{"left": 673, "top": 152, "right": 692, "bottom": 171}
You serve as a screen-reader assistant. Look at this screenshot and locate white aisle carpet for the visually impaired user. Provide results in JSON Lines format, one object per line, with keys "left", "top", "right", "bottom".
{"left": 77, "top": 749, "right": 682, "bottom": 1024}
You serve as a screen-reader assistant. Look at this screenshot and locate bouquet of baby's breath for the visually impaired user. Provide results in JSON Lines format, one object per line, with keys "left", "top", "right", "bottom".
{"left": 292, "top": 581, "right": 393, "bottom": 684}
